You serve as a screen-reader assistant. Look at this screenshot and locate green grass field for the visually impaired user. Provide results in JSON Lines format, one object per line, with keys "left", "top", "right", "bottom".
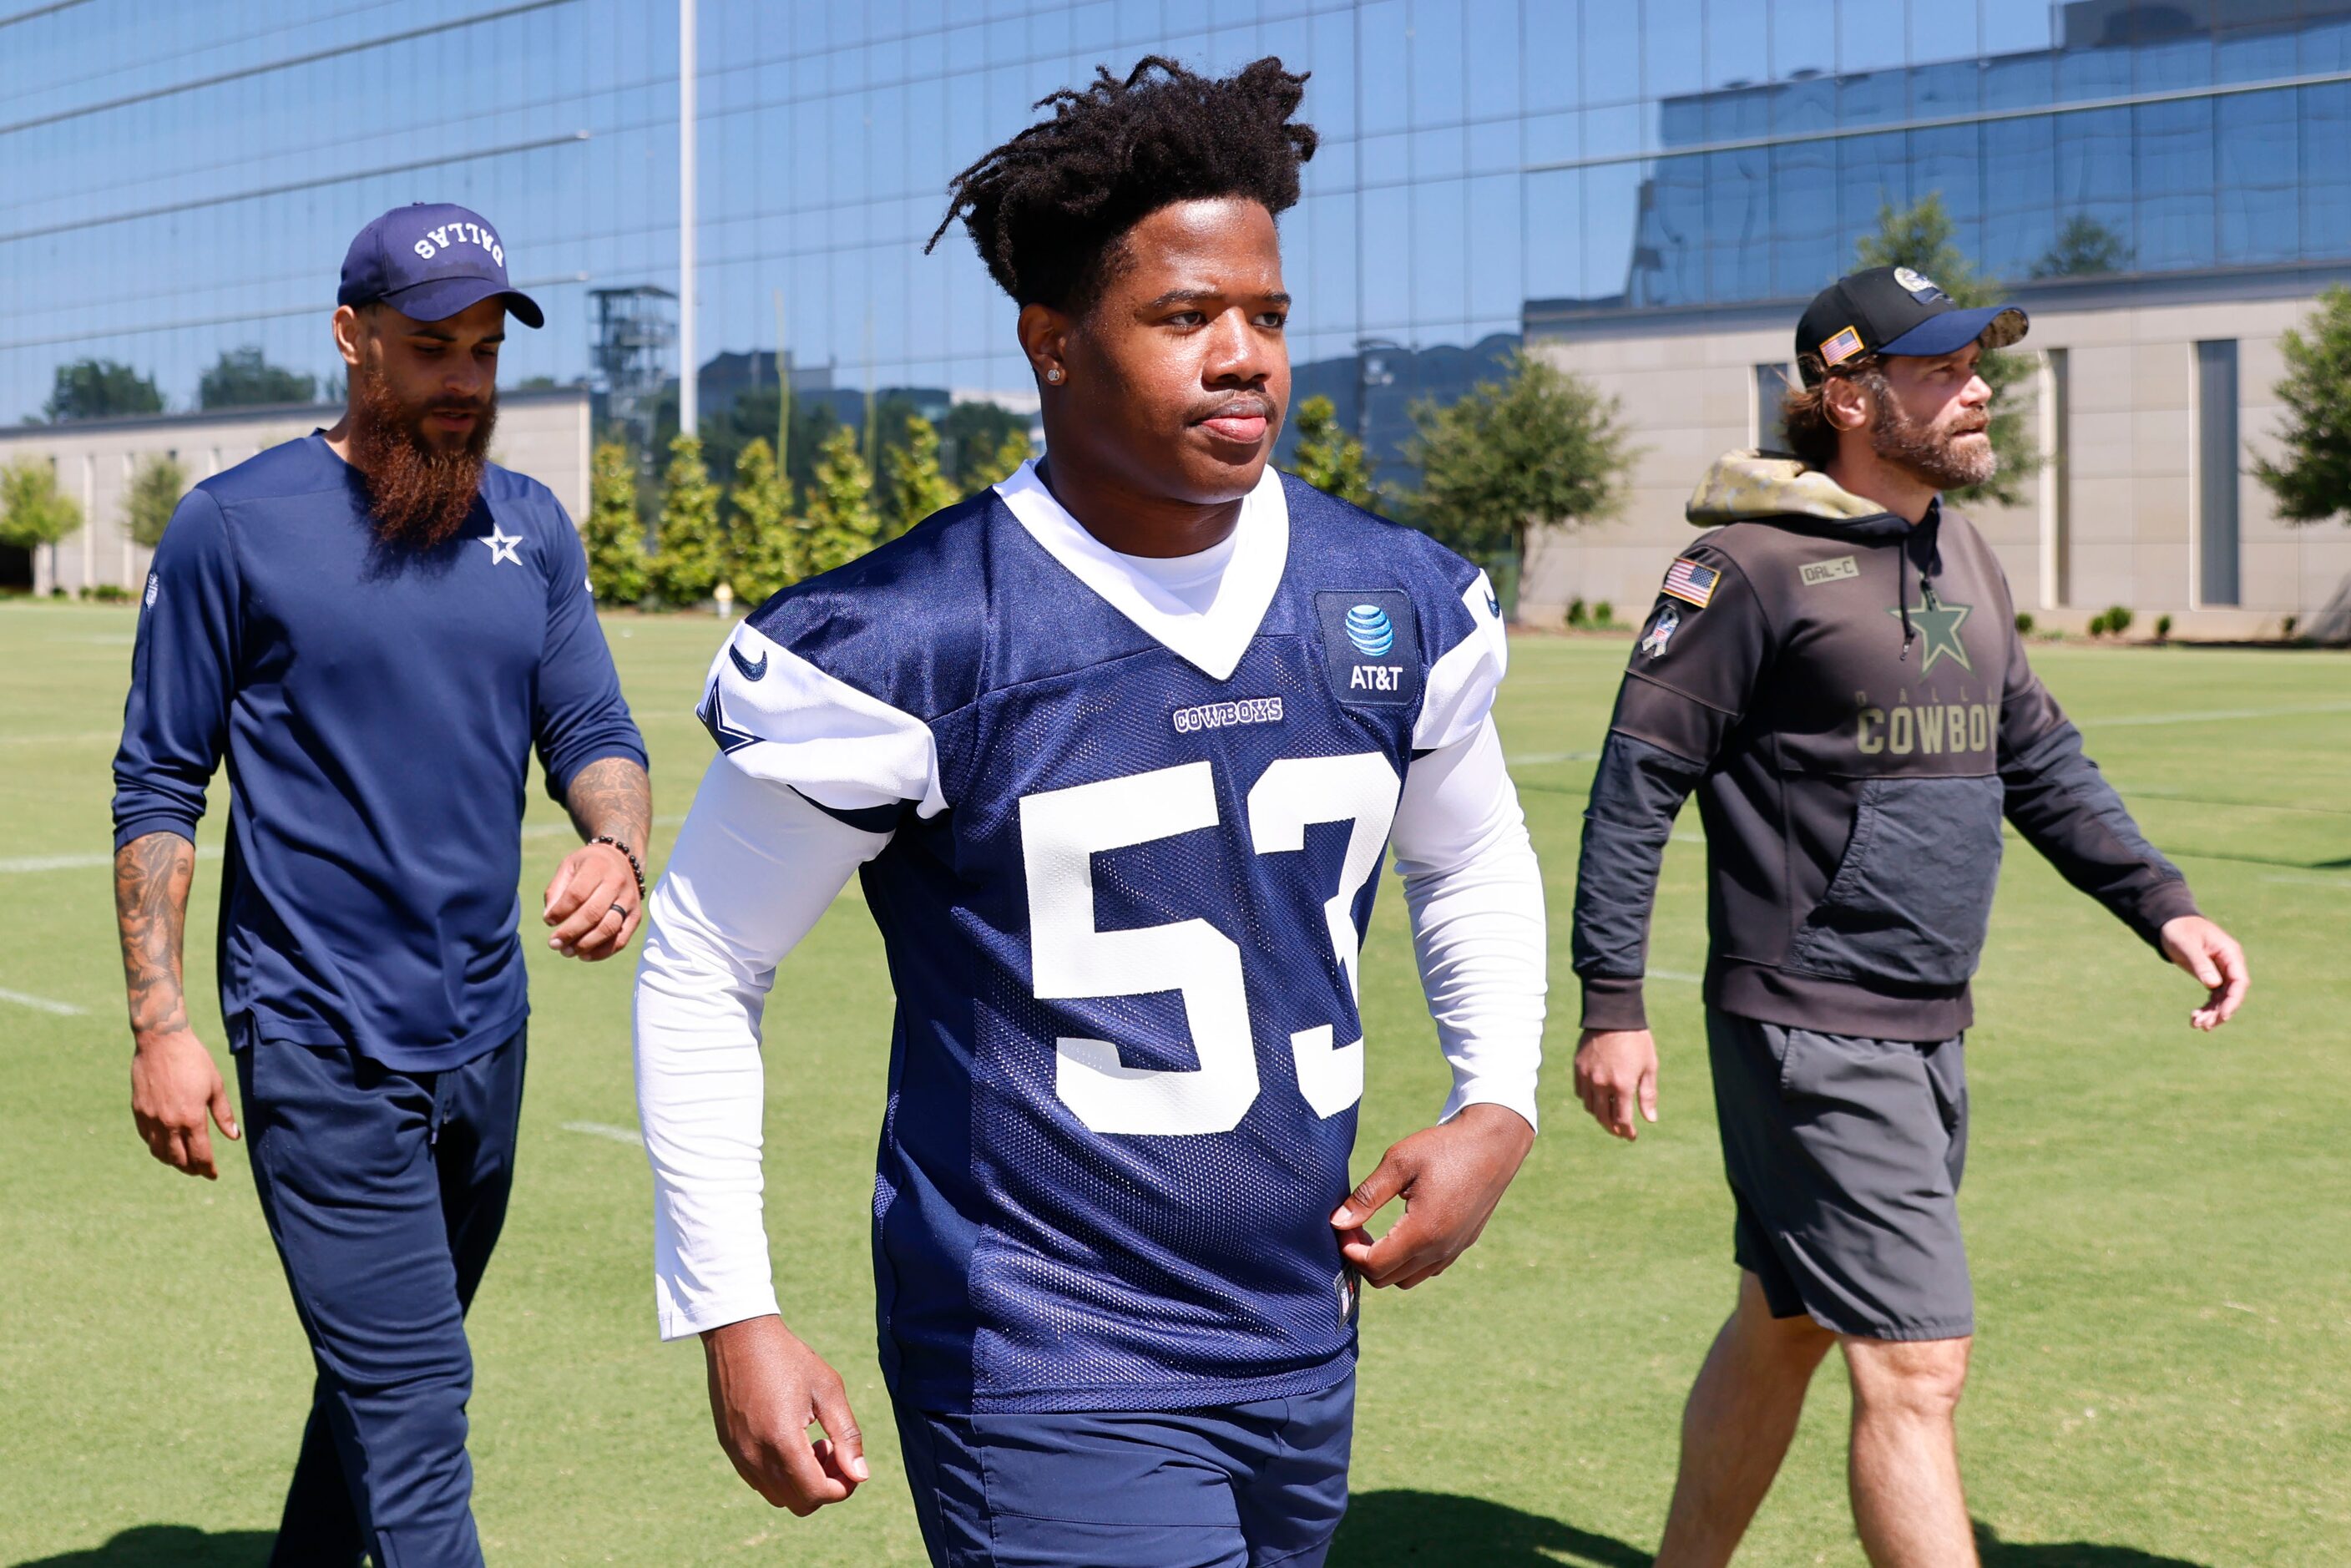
{"left": 3, "top": 601, "right": 2345, "bottom": 1566}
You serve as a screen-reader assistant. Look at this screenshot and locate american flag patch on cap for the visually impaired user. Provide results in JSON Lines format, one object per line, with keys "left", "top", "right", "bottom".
{"left": 1820, "top": 324, "right": 1866, "bottom": 366}
{"left": 1661, "top": 556, "right": 1722, "bottom": 608}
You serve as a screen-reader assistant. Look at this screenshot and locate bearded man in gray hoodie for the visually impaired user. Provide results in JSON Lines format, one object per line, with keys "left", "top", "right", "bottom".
{"left": 1569, "top": 266, "right": 2250, "bottom": 1568}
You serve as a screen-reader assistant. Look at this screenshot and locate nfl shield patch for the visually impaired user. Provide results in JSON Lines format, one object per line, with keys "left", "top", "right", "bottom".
{"left": 1640, "top": 601, "right": 1681, "bottom": 659}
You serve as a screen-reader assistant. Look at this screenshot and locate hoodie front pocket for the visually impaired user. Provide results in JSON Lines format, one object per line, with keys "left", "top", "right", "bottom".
{"left": 1787, "top": 776, "right": 2005, "bottom": 989}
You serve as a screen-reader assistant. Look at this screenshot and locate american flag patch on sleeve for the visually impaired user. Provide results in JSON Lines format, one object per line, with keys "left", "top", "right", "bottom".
{"left": 1661, "top": 556, "right": 1722, "bottom": 609}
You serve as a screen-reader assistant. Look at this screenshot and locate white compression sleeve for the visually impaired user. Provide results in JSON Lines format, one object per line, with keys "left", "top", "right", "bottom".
{"left": 1389, "top": 715, "right": 1549, "bottom": 1130}
{"left": 633, "top": 756, "right": 892, "bottom": 1340}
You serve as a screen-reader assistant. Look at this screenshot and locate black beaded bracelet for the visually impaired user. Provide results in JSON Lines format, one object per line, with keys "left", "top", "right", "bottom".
{"left": 590, "top": 834, "right": 646, "bottom": 903}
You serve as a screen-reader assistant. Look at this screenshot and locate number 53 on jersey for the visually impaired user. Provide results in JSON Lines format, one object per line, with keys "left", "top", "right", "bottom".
{"left": 1020, "top": 751, "right": 1400, "bottom": 1137}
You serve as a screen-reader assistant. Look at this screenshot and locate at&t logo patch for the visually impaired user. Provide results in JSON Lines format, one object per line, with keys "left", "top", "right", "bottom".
{"left": 1316, "top": 589, "right": 1420, "bottom": 709}
{"left": 1342, "top": 604, "right": 1394, "bottom": 656}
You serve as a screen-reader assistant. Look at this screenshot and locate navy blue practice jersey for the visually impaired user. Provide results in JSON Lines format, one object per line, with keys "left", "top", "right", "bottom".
{"left": 696, "top": 461, "right": 1507, "bottom": 1414}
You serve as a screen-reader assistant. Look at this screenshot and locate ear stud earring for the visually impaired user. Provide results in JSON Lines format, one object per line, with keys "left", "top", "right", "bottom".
{"left": 1045, "top": 367, "right": 1064, "bottom": 383}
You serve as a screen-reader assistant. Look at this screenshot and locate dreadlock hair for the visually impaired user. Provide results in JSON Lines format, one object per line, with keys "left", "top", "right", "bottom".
{"left": 925, "top": 55, "right": 1318, "bottom": 315}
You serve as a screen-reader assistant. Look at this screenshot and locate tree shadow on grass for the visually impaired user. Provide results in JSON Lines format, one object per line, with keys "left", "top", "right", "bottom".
{"left": 1330, "top": 1490, "right": 1652, "bottom": 1566}
{"left": 1323, "top": 1496, "right": 2214, "bottom": 1568}
{"left": 11, "top": 1527, "right": 274, "bottom": 1567}
{"left": 1975, "top": 1520, "right": 2215, "bottom": 1567}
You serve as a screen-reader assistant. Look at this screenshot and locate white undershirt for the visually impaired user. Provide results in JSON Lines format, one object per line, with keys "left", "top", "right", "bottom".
{"left": 632, "top": 544, "right": 1548, "bottom": 1343}
{"left": 1110, "top": 531, "right": 1240, "bottom": 616}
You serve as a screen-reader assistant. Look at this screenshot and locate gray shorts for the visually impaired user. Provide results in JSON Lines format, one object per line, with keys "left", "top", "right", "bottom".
{"left": 1706, "top": 1007, "right": 1973, "bottom": 1342}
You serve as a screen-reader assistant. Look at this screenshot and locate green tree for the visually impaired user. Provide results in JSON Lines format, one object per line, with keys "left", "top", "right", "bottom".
{"left": 801, "top": 424, "right": 880, "bottom": 577}
{"left": 2031, "top": 214, "right": 2131, "bottom": 280}
{"left": 1403, "top": 349, "right": 1636, "bottom": 565}
{"left": 2253, "top": 284, "right": 2351, "bottom": 525}
{"left": 1856, "top": 193, "right": 2040, "bottom": 507}
{"left": 726, "top": 437, "right": 803, "bottom": 603}
{"left": 198, "top": 347, "right": 318, "bottom": 410}
{"left": 967, "top": 426, "right": 1034, "bottom": 489}
{"left": 582, "top": 441, "right": 650, "bottom": 604}
{"left": 652, "top": 433, "right": 726, "bottom": 606}
{"left": 940, "top": 401, "right": 1030, "bottom": 488}
{"left": 124, "top": 454, "right": 189, "bottom": 549}
{"left": 43, "top": 358, "right": 164, "bottom": 422}
{"left": 1286, "top": 394, "right": 1375, "bottom": 507}
{"left": 883, "top": 415, "right": 959, "bottom": 539}
{"left": 0, "top": 459, "right": 84, "bottom": 587}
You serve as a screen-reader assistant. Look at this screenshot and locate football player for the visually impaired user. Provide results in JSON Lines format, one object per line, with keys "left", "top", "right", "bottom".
{"left": 635, "top": 58, "right": 1547, "bottom": 1567}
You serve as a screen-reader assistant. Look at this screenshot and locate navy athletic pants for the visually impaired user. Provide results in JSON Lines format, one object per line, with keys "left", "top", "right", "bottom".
{"left": 235, "top": 1024, "right": 526, "bottom": 1568}
{"left": 893, "top": 1373, "right": 1355, "bottom": 1567}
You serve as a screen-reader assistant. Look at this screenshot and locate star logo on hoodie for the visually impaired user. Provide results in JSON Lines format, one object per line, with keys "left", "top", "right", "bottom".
{"left": 1892, "top": 584, "right": 1973, "bottom": 675}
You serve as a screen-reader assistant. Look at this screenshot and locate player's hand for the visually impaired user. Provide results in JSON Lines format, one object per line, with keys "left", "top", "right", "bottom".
{"left": 543, "top": 842, "right": 640, "bottom": 961}
{"left": 2160, "top": 915, "right": 2250, "bottom": 1031}
{"left": 1574, "top": 1029, "right": 1659, "bottom": 1141}
{"left": 1330, "top": 1103, "right": 1534, "bottom": 1291}
{"left": 702, "top": 1315, "right": 868, "bottom": 1515}
{"left": 130, "top": 1028, "right": 238, "bottom": 1180}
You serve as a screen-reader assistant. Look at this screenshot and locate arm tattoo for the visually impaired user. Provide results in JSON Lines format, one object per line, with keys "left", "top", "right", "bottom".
{"left": 114, "top": 832, "right": 195, "bottom": 1042}
{"left": 564, "top": 756, "right": 652, "bottom": 851}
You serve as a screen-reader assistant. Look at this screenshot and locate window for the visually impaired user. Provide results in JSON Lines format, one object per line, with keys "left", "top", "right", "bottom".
{"left": 1753, "top": 362, "right": 1793, "bottom": 453}
{"left": 2194, "top": 341, "right": 2240, "bottom": 608}
{"left": 2038, "top": 348, "right": 2070, "bottom": 609}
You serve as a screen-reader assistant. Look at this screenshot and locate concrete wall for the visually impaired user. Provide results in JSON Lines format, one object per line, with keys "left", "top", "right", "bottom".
{"left": 0, "top": 388, "right": 592, "bottom": 596}
{"left": 1524, "top": 295, "right": 2351, "bottom": 640}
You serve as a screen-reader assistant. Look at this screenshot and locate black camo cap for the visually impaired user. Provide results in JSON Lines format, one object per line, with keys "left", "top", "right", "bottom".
{"left": 1796, "top": 266, "right": 2025, "bottom": 384}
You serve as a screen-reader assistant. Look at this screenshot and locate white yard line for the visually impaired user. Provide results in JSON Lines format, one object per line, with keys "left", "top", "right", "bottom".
{"left": 1, "top": 817, "right": 688, "bottom": 874}
{"left": 2081, "top": 701, "right": 2351, "bottom": 728}
{"left": 1650, "top": 969, "right": 1705, "bottom": 984}
{"left": 2263, "top": 873, "right": 2351, "bottom": 890}
{"left": 0, "top": 845, "right": 223, "bottom": 873}
{"left": 0, "top": 986, "right": 86, "bottom": 1016}
{"left": 562, "top": 1120, "right": 644, "bottom": 1146}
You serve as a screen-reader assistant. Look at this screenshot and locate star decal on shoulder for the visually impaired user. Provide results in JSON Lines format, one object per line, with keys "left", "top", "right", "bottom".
{"left": 1891, "top": 584, "right": 1973, "bottom": 674}
{"left": 478, "top": 524, "right": 523, "bottom": 566}
{"left": 696, "top": 679, "right": 760, "bottom": 754}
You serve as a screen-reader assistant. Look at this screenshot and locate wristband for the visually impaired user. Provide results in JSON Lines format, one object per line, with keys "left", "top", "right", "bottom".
{"left": 590, "top": 834, "right": 646, "bottom": 903}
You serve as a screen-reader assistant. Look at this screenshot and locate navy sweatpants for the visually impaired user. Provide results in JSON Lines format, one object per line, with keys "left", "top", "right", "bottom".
{"left": 236, "top": 1026, "right": 526, "bottom": 1568}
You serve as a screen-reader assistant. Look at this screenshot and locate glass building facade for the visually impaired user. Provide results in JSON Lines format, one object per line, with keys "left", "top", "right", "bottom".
{"left": 7, "top": 0, "right": 2351, "bottom": 441}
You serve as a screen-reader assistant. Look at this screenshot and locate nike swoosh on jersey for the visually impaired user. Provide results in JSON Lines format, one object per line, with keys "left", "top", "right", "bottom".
{"left": 729, "top": 643, "right": 769, "bottom": 680}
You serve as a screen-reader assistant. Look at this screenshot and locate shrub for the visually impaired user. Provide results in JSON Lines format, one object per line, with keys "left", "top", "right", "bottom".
{"left": 1593, "top": 601, "right": 1615, "bottom": 626}
{"left": 582, "top": 443, "right": 649, "bottom": 604}
{"left": 2104, "top": 604, "right": 2134, "bottom": 638}
{"left": 2156, "top": 613, "right": 2173, "bottom": 641}
{"left": 1566, "top": 596, "right": 1587, "bottom": 627}
{"left": 80, "top": 582, "right": 130, "bottom": 603}
{"left": 2283, "top": 614, "right": 2300, "bottom": 640}
{"left": 125, "top": 454, "right": 189, "bottom": 549}
{"left": 2015, "top": 611, "right": 2035, "bottom": 635}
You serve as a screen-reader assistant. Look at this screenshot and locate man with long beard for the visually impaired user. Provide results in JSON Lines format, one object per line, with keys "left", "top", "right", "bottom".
{"left": 1569, "top": 266, "right": 2250, "bottom": 1568}
{"left": 110, "top": 202, "right": 649, "bottom": 1565}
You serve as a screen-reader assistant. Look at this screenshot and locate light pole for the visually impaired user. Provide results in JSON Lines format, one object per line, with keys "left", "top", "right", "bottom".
{"left": 678, "top": 0, "right": 697, "bottom": 437}
{"left": 1353, "top": 336, "right": 1403, "bottom": 458}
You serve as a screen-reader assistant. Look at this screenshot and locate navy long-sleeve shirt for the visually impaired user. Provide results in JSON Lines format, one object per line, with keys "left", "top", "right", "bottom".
{"left": 112, "top": 433, "right": 645, "bottom": 1070}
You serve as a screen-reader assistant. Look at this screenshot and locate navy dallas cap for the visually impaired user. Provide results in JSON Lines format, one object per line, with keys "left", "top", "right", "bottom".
{"left": 338, "top": 202, "right": 544, "bottom": 329}
{"left": 1795, "top": 265, "right": 2025, "bottom": 385}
